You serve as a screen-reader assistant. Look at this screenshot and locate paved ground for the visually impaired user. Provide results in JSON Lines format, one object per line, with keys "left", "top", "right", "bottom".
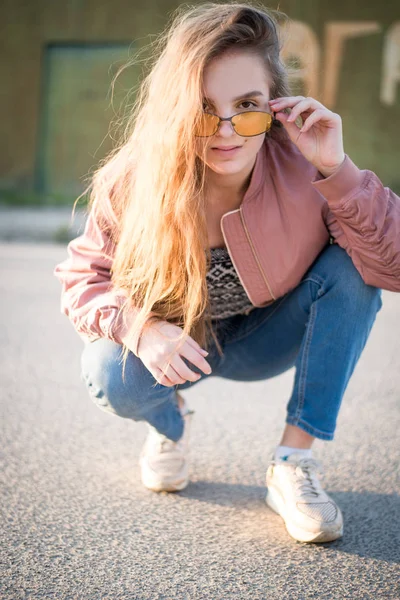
{"left": 1, "top": 241, "right": 399, "bottom": 599}
{"left": 0, "top": 205, "right": 86, "bottom": 244}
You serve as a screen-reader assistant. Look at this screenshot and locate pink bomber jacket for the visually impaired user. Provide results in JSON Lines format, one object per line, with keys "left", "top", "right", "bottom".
{"left": 53, "top": 137, "right": 400, "bottom": 355}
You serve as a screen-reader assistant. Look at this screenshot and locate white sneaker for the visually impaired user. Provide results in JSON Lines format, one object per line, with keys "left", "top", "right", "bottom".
{"left": 265, "top": 453, "right": 343, "bottom": 543}
{"left": 139, "top": 394, "right": 194, "bottom": 492}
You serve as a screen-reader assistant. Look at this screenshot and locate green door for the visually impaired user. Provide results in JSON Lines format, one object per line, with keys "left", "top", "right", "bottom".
{"left": 37, "top": 44, "right": 139, "bottom": 199}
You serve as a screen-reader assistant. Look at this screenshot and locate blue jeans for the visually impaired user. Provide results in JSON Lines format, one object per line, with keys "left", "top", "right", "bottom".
{"left": 80, "top": 244, "right": 383, "bottom": 443}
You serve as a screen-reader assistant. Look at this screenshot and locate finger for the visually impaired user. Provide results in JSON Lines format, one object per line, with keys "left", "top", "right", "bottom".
{"left": 184, "top": 335, "right": 209, "bottom": 356}
{"left": 269, "top": 95, "right": 306, "bottom": 111}
{"left": 274, "top": 111, "right": 303, "bottom": 142}
{"left": 181, "top": 342, "right": 212, "bottom": 376}
{"left": 171, "top": 354, "right": 204, "bottom": 382}
{"left": 156, "top": 364, "right": 186, "bottom": 386}
{"left": 269, "top": 96, "right": 323, "bottom": 113}
{"left": 286, "top": 99, "right": 318, "bottom": 124}
{"left": 159, "top": 362, "right": 187, "bottom": 384}
{"left": 270, "top": 95, "right": 305, "bottom": 105}
{"left": 154, "top": 369, "right": 176, "bottom": 387}
{"left": 299, "top": 108, "right": 338, "bottom": 133}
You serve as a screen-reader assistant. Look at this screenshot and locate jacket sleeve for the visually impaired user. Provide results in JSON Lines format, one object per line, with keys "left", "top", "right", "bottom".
{"left": 312, "top": 155, "right": 400, "bottom": 292}
{"left": 53, "top": 202, "right": 153, "bottom": 356}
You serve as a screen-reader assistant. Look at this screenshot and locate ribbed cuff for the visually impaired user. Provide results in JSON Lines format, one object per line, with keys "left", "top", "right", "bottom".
{"left": 311, "top": 154, "right": 365, "bottom": 206}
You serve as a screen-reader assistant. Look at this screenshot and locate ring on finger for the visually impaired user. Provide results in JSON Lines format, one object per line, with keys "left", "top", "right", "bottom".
{"left": 158, "top": 364, "right": 185, "bottom": 384}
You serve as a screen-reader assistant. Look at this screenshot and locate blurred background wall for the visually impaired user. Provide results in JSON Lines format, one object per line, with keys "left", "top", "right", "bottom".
{"left": 2, "top": 0, "right": 399, "bottom": 205}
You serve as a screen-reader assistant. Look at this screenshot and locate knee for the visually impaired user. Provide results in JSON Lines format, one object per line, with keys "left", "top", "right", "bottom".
{"left": 320, "top": 244, "right": 382, "bottom": 311}
{"left": 80, "top": 339, "right": 142, "bottom": 418}
{"left": 341, "top": 254, "right": 381, "bottom": 309}
{"left": 340, "top": 262, "right": 383, "bottom": 332}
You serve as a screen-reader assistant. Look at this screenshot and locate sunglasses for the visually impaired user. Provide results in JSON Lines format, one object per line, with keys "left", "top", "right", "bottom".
{"left": 195, "top": 110, "right": 274, "bottom": 137}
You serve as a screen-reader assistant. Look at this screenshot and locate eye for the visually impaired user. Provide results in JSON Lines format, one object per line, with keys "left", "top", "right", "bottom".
{"left": 239, "top": 100, "right": 257, "bottom": 109}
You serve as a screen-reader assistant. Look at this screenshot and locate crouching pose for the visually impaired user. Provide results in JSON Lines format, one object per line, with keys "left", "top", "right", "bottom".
{"left": 54, "top": 3, "right": 400, "bottom": 543}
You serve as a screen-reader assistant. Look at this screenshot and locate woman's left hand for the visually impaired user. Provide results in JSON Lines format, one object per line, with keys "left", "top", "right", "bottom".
{"left": 269, "top": 96, "right": 345, "bottom": 178}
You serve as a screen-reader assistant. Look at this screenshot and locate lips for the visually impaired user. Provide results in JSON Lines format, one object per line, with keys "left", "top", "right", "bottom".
{"left": 213, "top": 145, "right": 240, "bottom": 150}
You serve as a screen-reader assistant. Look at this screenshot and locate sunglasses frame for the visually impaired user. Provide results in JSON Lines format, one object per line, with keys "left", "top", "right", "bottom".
{"left": 195, "top": 110, "right": 275, "bottom": 138}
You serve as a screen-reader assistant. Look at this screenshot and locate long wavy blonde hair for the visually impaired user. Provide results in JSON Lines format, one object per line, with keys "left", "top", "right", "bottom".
{"left": 74, "top": 1, "right": 291, "bottom": 381}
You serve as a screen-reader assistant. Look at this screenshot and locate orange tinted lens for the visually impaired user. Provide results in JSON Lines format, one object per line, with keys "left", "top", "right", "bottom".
{"left": 232, "top": 112, "right": 272, "bottom": 136}
{"left": 195, "top": 113, "right": 220, "bottom": 136}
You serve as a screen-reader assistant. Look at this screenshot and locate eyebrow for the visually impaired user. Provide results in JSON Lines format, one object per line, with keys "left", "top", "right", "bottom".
{"left": 203, "top": 90, "right": 265, "bottom": 104}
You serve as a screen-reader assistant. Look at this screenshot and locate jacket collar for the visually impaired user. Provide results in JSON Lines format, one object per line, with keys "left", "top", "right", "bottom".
{"left": 241, "top": 138, "right": 268, "bottom": 206}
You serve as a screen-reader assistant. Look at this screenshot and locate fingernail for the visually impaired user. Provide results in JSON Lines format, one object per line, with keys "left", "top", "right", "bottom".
{"left": 202, "top": 350, "right": 209, "bottom": 355}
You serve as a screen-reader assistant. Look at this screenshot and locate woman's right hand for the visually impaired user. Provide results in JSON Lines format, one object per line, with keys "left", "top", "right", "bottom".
{"left": 137, "top": 320, "right": 212, "bottom": 386}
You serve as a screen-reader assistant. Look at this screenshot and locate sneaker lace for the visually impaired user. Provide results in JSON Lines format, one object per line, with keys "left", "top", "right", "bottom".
{"left": 290, "top": 458, "right": 324, "bottom": 498}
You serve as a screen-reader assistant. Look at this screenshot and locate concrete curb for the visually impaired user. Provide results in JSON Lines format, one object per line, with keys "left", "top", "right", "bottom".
{"left": 0, "top": 205, "right": 87, "bottom": 244}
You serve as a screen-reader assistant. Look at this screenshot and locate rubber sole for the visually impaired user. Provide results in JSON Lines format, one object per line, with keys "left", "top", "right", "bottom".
{"left": 266, "top": 485, "right": 343, "bottom": 543}
{"left": 139, "top": 457, "right": 189, "bottom": 493}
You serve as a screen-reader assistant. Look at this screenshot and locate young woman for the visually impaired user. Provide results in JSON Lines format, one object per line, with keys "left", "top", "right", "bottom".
{"left": 54, "top": 3, "right": 400, "bottom": 544}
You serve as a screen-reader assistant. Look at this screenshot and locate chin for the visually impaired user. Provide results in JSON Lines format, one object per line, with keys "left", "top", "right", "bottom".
{"left": 207, "top": 158, "right": 247, "bottom": 175}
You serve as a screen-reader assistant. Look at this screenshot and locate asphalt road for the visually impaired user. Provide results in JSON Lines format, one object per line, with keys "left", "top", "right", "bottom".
{"left": 1, "top": 242, "right": 400, "bottom": 599}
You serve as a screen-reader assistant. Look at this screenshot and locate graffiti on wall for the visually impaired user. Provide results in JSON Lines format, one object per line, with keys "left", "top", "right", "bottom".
{"left": 281, "top": 21, "right": 400, "bottom": 107}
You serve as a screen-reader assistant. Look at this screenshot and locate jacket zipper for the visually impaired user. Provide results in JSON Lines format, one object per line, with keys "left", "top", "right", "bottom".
{"left": 220, "top": 207, "right": 276, "bottom": 305}
{"left": 239, "top": 206, "right": 276, "bottom": 301}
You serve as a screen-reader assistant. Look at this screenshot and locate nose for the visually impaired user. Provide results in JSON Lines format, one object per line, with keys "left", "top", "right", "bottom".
{"left": 216, "top": 119, "right": 235, "bottom": 137}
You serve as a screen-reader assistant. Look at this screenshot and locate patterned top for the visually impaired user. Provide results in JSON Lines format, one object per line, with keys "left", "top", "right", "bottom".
{"left": 206, "top": 246, "right": 255, "bottom": 319}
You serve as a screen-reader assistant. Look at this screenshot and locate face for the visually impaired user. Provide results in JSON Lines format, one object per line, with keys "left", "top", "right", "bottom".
{"left": 196, "top": 50, "right": 272, "bottom": 178}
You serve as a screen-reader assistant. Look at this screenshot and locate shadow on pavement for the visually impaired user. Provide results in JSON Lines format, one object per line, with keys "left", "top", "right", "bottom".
{"left": 323, "top": 491, "right": 400, "bottom": 563}
{"left": 178, "top": 483, "right": 400, "bottom": 563}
